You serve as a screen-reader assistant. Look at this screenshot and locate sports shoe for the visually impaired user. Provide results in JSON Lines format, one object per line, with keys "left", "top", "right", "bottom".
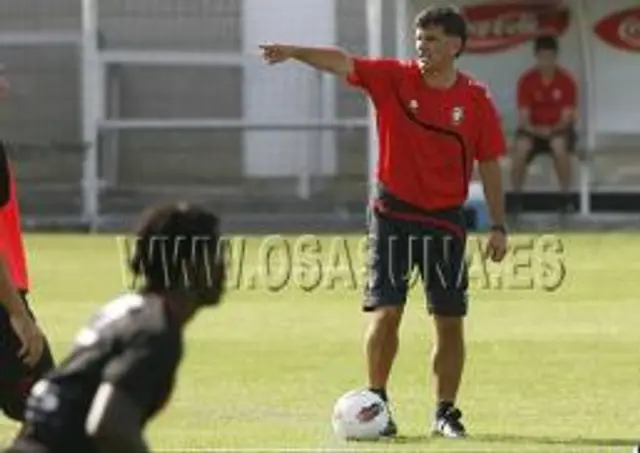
{"left": 559, "top": 194, "right": 577, "bottom": 215}
{"left": 380, "top": 404, "right": 398, "bottom": 437}
{"left": 431, "top": 406, "right": 467, "bottom": 438}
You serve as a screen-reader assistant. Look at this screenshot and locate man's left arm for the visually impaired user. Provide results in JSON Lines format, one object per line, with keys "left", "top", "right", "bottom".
{"left": 478, "top": 160, "right": 505, "bottom": 228}
{"left": 474, "top": 88, "right": 507, "bottom": 228}
{"left": 474, "top": 86, "right": 508, "bottom": 262}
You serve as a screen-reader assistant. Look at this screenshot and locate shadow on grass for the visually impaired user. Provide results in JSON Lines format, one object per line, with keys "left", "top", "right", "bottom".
{"left": 374, "top": 433, "right": 638, "bottom": 448}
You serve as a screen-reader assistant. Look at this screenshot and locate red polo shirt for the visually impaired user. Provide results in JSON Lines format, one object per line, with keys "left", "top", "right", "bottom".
{"left": 0, "top": 146, "right": 29, "bottom": 291}
{"left": 346, "top": 57, "right": 506, "bottom": 211}
{"left": 517, "top": 67, "right": 577, "bottom": 127}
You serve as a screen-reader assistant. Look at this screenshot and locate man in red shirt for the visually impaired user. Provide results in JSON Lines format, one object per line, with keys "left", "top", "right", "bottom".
{"left": 0, "top": 72, "right": 55, "bottom": 435}
{"left": 511, "top": 35, "right": 578, "bottom": 214}
{"left": 260, "top": 5, "right": 507, "bottom": 438}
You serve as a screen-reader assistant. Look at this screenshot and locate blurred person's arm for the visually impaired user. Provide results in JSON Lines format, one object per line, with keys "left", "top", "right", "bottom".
{"left": 553, "top": 108, "right": 576, "bottom": 133}
{"left": 0, "top": 254, "right": 27, "bottom": 317}
{"left": 552, "top": 77, "right": 577, "bottom": 132}
{"left": 516, "top": 75, "right": 548, "bottom": 137}
{"left": 0, "top": 143, "right": 19, "bottom": 314}
{"left": 518, "top": 108, "right": 542, "bottom": 136}
{"left": 0, "top": 143, "right": 19, "bottom": 313}
{"left": 0, "top": 141, "right": 45, "bottom": 366}
{"left": 0, "top": 254, "right": 44, "bottom": 366}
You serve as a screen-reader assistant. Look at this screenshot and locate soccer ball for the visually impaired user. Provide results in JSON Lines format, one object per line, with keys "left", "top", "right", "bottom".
{"left": 331, "top": 389, "right": 390, "bottom": 441}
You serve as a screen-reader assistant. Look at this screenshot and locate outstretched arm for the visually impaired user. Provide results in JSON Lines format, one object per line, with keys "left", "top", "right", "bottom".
{"left": 259, "top": 44, "right": 354, "bottom": 78}
{"left": 478, "top": 160, "right": 506, "bottom": 228}
{"left": 0, "top": 255, "right": 25, "bottom": 318}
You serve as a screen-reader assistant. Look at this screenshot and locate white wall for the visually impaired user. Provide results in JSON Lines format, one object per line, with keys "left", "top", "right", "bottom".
{"left": 242, "top": 0, "right": 336, "bottom": 178}
{"left": 586, "top": 0, "right": 640, "bottom": 136}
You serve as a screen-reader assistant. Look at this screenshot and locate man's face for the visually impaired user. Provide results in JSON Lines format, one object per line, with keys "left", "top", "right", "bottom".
{"left": 536, "top": 49, "right": 558, "bottom": 73}
{"left": 415, "top": 25, "right": 459, "bottom": 72}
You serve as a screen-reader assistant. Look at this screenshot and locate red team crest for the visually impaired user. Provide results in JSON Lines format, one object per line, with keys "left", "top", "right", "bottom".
{"left": 594, "top": 7, "right": 640, "bottom": 53}
{"left": 462, "top": 1, "right": 570, "bottom": 53}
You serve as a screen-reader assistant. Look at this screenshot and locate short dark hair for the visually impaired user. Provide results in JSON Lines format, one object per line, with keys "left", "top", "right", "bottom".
{"left": 534, "top": 35, "right": 559, "bottom": 54}
{"left": 414, "top": 5, "right": 468, "bottom": 57}
{"left": 130, "top": 202, "right": 224, "bottom": 305}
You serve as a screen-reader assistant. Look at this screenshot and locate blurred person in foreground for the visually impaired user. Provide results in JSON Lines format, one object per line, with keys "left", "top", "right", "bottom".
{"left": 5, "top": 203, "right": 226, "bottom": 453}
{"left": 260, "top": 5, "right": 507, "bottom": 439}
{"left": 510, "top": 35, "right": 578, "bottom": 216}
{"left": 0, "top": 67, "right": 54, "bottom": 436}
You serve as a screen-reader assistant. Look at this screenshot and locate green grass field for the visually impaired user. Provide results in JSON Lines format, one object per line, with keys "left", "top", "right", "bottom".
{"left": 1, "top": 232, "right": 639, "bottom": 452}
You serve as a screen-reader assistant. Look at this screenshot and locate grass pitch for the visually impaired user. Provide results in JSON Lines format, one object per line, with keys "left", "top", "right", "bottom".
{"left": 1, "top": 232, "right": 639, "bottom": 452}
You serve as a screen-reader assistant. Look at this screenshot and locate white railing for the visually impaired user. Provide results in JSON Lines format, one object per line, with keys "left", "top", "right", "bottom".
{"left": 0, "top": 29, "right": 85, "bottom": 198}
{"left": 80, "top": 0, "right": 369, "bottom": 230}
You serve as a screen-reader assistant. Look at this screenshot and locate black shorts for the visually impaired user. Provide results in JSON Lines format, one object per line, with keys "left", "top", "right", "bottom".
{"left": 516, "top": 127, "right": 577, "bottom": 164}
{"left": 0, "top": 292, "right": 54, "bottom": 422}
{"left": 364, "top": 198, "right": 469, "bottom": 317}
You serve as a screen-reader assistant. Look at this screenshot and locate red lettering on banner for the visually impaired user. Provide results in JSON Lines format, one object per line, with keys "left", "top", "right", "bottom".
{"left": 462, "top": 1, "right": 571, "bottom": 54}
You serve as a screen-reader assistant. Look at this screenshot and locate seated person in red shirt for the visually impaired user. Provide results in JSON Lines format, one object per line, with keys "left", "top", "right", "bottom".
{"left": 510, "top": 35, "right": 578, "bottom": 214}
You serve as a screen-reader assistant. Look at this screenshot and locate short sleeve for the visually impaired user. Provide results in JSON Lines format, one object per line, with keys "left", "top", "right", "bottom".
{"left": 102, "top": 331, "right": 181, "bottom": 414}
{"left": 516, "top": 75, "right": 531, "bottom": 110}
{"left": 475, "top": 87, "right": 507, "bottom": 162}
{"left": 345, "top": 57, "right": 403, "bottom": 104}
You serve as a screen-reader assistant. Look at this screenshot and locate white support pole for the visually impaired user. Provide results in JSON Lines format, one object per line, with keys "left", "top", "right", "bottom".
{"left": 320, "top": 71, "right": 337, "bottom": 175}
{"left": 81, "top": 0, "right": 103, "bottom": 230}
{"left": 575, "top": 0, "right": 595, "bottom": 217}
{"left": 242, "top": 0, "right": 335, "bottom": 181}
{"left": 395, "top": 0, "right": 410, "bottom": 59}
{"left": 366, "top": 0, "right": 383, "bottom": 198}
{"left": 104, "top": 65, "right": 121, "bottom": 187}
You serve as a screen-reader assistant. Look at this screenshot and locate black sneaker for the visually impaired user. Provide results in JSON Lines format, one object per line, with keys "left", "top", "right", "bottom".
{"left": 559, "top": 194, "right": 576, "bottom": 215}
{"left": 431, "top": 406, "right": 467, "bottom": 438}
{"left": 380, "top": 404, "right": 398, "bottom": 437}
